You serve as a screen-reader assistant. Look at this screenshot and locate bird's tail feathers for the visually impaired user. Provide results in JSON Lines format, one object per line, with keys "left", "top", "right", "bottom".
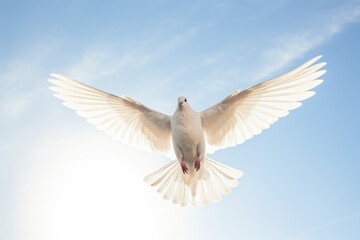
{"left": 144, "top": 157, "right": 243, "bottom": 206}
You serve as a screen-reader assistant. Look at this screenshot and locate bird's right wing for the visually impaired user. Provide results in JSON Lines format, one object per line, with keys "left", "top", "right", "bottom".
{"left": 201, "top": 55, "right": 326, "bottom": 154}
{"left": 49, "top": 74, "right": 173, "bottom": 157}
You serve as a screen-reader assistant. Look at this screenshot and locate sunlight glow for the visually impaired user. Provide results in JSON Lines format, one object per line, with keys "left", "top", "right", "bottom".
{"left": 15, "top": 131, "right": 194, "bottom": 240}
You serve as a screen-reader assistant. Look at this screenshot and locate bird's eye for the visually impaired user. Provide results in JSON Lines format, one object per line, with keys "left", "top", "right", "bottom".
{"left": 184, "top": 99, "right": 187, "bottom": 102}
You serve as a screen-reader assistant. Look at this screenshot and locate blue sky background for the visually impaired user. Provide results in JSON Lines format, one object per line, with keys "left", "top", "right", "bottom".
{"left": 1, "top": 0, "right": 360, "bottom": 239}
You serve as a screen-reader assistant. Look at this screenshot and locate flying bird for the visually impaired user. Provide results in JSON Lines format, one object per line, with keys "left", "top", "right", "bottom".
{"left": 49, "top": 55, "right": 326, "bottom": 206}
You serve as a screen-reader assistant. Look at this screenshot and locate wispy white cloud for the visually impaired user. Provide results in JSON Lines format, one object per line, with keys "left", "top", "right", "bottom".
{"left": 64, "top": 48, "right": 151, "bottom": 83}
{"left": 0, "top": 55, "right": 48, "bottom": 120}
{"left": 199, "top": 51, "right": 225, "bottom": 67}
{"left": 200, "top": 3, "right": 360, "bottom": 90}
{"left": 253, "top": 3, "right": 360, "bottom": 81}
{"left": 61, "top": 25, "right": 201, "bottom": 84}
{"left": 149, "top": 67, "right": 187, "bottom": 91}
{"left": 1, "top": 94, "right": 34, "bottom": 120}
{"left": 0, "top": 39, "right": 63, "bottom": 121}
{"left": 162, "top": 26, "right": 200, "bottom": 52}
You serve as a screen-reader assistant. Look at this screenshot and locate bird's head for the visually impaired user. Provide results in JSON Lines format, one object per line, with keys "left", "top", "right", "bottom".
{"left": 177, "top": 96, "right": 188, "bottom": 108}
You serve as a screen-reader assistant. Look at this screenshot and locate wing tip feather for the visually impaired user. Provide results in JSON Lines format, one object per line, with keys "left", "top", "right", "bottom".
{"left": 314, "top": 55, "right": 323, "bottom": 62}
{"left": 50, "top": 73, "right": 62, "bottom": 78}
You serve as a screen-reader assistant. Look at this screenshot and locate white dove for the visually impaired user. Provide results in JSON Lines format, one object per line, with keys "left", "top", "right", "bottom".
{"left": 49, "top": 55, "right": 326, "bottom": 206}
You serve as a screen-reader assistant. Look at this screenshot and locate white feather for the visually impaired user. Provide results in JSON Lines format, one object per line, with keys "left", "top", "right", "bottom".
{"left": 49, "top": 74, "right": 173, "bottom": 157}
{"left": 144, "top": 158, "right": 243, "bottom": 206}
{"left": 201, "top": 55, "right": 326, "bottom": 153}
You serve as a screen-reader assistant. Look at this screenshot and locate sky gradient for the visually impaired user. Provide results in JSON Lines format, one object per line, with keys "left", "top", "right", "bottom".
{"left": 1, "top": 1, "right": 360, "bottom": 239}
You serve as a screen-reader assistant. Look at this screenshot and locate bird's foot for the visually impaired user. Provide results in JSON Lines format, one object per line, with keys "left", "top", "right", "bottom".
{"left": 181, "top": 159, "right": 188, "bottom": 174}
{"left": 194, "top": 158, "right": 201, "bottom": 171}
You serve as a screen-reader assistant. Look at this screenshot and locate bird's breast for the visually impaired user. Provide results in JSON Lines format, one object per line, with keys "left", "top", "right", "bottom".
{"left": 171, "top": 110, "right": 205, "bottom": 161}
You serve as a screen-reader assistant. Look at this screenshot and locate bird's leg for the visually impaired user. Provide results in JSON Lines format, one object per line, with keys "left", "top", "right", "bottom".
{"left": 181, "top": 158, "right": 188, "bottom": 174}
{"left": 195, "top": 143, "right": 204, "bottom": 172}
{"left": 176, "top": 146, "right": 188, "bottom": 174}
{"left": 194, "top": 156, "right": 201, "bottom": 171}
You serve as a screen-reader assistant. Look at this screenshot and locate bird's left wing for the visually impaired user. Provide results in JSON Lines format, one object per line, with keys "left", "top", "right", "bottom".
{"left": 49, "top": 74, "right": 173, "bottom": 157}
{"left": 201, "top": 55, "right": 326, "bottom": 154}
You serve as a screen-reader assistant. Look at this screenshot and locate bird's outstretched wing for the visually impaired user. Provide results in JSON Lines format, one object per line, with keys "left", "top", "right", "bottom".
{"left": 49, "top": 74, "right": 173, "bottom": 157}
{"left": 201, "top": 55, "right": 326, "bottom": 154}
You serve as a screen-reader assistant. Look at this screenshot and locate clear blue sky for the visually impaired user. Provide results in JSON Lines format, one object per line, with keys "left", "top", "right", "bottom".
{"left": 1, "top": 1, "right": 359, "bottom": 239}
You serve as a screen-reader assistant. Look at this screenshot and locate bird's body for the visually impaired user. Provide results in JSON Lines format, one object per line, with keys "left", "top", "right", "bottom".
{"left": 171, "top": 98, "right": 205, "bottom": 172}
{"left": 49, "top": 55, "right": 326, "bottom": 206}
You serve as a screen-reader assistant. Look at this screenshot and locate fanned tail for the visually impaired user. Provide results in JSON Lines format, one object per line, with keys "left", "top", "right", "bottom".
{"left": 144, "top": 157, "right": 243, "bottom": 206}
